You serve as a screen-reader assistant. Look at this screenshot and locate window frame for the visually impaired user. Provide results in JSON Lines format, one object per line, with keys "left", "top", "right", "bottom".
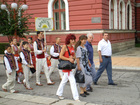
{"left": 48, "top": 0, "right": 70, "bottom": 30}
{"left": 53, "top": 0, "right": 65, "bottom": 30}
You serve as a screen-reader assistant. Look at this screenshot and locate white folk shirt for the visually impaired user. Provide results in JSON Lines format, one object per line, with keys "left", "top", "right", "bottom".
{"left": 33, "top": 41, "right": 44, "bottom": 55}
{"left": 4, "top": 53, "right": 19, "bottom": 73}
{"left": 50, "top": 45, "right": 59, "bottom": 57}
{"left": 20, "top": 52, "right": 33, "bottom": 65}
{"left": 97, "top": 39, "right": 112, "bottom": 56}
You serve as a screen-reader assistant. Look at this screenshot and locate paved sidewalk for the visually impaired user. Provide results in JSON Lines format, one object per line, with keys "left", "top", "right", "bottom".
{"left": 0, "top": 91, "right": 98, "bottom": 105}
{"left": 94, "top": 47, "right": 140, "bottom": 70}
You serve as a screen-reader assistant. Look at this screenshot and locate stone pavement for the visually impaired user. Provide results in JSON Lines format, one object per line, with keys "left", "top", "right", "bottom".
{"left": 0, "top": 47, "right": 140, "bottom": 105}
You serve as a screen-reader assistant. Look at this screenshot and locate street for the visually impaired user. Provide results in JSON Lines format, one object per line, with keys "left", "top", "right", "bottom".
{"left": 0, "top": 64, "right": 140, "bottom": 105}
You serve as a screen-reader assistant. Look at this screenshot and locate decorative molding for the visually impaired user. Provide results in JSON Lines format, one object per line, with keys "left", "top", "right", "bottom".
{"left": 136, "top": 31, "right": 140, "bottom": 33}
{"left": 135, "top": 3, "right": 140, "bottom": 7}
{"left": 25, "top": 30, "right": 136, "bottom": 35}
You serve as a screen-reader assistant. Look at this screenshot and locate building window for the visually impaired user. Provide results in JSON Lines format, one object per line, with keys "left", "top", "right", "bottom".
{"left": 109, "top": 0, "right": 117, "bottom": 29}
{"left": 119, "top": 0, "right": 125, "bottom": 29}
{"left": 111, "top": 0, "right": 114, "bottom": 29}
{"left": 120, "top": 2, "right": 122, "bottom": 29}
{"left": 53, "top": 0, "right": 66, "bottom": 30}
{"left": 126, "top": 1, "right": 132, "bottom": 30}
{"left": 48, "top": 0, "right": 69, "bottom": 30}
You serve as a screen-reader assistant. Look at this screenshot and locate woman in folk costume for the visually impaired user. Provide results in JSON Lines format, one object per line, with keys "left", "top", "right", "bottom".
{"left": 11, "top": 38, "right": 23, "bottom": 84}
{"left": 28, "top": 37, "right": 36, "bottom": 68}
{"left": 19, "top": 39, "right": 24, "bottom": 52}
{"left": 56, "top": 34, "right": 80, "bottom": 101}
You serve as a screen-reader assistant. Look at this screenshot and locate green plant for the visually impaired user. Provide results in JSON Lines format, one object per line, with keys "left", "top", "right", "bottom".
{"left": 0, "top": 1, "right": 33, "bottom": 42}
{"left": 0, "top": 43, "right": 9, "bottom": 54}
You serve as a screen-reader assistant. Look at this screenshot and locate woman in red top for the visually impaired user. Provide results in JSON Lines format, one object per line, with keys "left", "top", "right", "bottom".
{"left": 56, "top": 34, "right": 80, "bottom": 101}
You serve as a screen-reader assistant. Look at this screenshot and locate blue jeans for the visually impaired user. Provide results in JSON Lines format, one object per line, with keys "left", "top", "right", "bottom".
{"left": 87, "top": 63, "right": 96, "bottom": 90}
{"left": 94, "top": 56, "right": 113, "bottom": 84}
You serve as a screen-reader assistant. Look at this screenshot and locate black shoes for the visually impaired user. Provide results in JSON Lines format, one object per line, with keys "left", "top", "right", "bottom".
{"left": 94, "top": 82, "right": 98, "bottom": 85}
{"left": 80, "top": 91, "right": 90, "bottom": 97}
{"left": 87, "top": 87, "right": 93, "bottom": 92}
{"left": 108, "top": 83, "right": 117, "bottom": 85}
{"left": 80, "top": 93, "right": 86, "bottom": 97}
{"left": 84, "top": 91, "right": 90, "bottom": 95}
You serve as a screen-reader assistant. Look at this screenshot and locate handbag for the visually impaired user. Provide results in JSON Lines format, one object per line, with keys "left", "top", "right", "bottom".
{"left": 75, "top": 70, "right": 85, "bottom": 83}
{"left": 58, "top": 46, "right": 76, "bottom": 70}
{"left": 30, "top": 68, "right": 36, "bottom": 74}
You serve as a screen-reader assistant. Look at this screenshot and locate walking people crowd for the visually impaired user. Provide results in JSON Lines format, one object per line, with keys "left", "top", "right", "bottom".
{"left": 2, "top": 31, "right": 117, "bottom": 101}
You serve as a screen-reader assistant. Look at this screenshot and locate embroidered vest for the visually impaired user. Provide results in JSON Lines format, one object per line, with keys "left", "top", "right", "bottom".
{"left": 35, "top": 39, "right": 44, "bottom": 50}
{"left": 51, "top": 44, "right": 61, "bottom": 59}
{"left": 22, "top": 49, "right": 31, "bottom": 65}
{"left": 4, "top": 53, "right": 17, "bottom": 70}
{"left": 12, "top": 45, "right": 19, "bottom": 54}
{"left": 54, "top": 44, "right": 61, "bottom": 53}
{"left": 35, "top": 39, "right": 45, "bottom": 58}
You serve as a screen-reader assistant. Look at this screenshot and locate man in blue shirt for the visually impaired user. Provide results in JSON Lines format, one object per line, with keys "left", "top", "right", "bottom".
{"left": 85, "top": 33, "right": 96, "bottom": 92}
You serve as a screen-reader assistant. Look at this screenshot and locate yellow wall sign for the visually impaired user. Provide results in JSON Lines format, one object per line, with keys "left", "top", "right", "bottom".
{"left": 35, "top": 17, "right": 53, "bottom": 31}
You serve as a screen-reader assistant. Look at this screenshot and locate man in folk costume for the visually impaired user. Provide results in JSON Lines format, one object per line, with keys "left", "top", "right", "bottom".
{"left": 34, "top": 31, "right": 55, "bottom": 86}
{"left": 20, "top": 41, "right": 34, "bottom": 90}
{"left": 49, "top": 37, "right": 63, "bottom": 80}
{"left": 2, "top": 45, "right": 19, "bottom": 93}
{"left": 11, "top": 38, "right": 23, "bottom": 84}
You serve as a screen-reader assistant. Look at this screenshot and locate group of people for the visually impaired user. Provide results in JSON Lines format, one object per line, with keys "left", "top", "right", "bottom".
{"left": 2, "top": 31, "right": 117, "bottom": 101}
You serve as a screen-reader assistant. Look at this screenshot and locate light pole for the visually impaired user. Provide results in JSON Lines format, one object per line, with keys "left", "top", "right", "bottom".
{"left": 0, "top": 0, "right": 28, "bottom": 38}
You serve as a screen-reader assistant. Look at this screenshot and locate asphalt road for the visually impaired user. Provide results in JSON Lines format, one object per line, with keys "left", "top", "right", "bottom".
{"left": 0, "top": 64, "right": 140, "bottom": 105}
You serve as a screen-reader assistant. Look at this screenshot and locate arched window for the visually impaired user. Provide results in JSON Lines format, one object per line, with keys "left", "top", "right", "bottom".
{"left": 119, "top": 0, "right": 125, "bottom": 29}
{"left": 120, "top": 2, "right": 122, "bottom": 29}
{"left": 111, "top": 0, "right": 114, "bottom": 29}
{"left": 53, "top": 0, "right": 65, "bottom": 30}
{"left": 126, "top": 1, "right": 132, "bottom": 30}
{"left": 109, "top": 0, "right": 117, "bottom": 29}
{"left": 48, "top": 0, "right": 69, "bottom": 30}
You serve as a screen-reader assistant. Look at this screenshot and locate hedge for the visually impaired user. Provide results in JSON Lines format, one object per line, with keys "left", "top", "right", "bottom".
{"left": 135, "top": 43, "right": 140, "bottom": 47}
{"left": 0, "top": 43, "right": 9, "bottom": 54}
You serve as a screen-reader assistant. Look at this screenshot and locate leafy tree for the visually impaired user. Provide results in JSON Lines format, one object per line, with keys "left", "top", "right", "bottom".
{"left": 0, "top": 1, "right": 33, "bottom": 42}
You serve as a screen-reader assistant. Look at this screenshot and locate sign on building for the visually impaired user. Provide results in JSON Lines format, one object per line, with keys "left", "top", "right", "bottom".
{"left": 35, "top": 17, "right": 53, "bottom": 31}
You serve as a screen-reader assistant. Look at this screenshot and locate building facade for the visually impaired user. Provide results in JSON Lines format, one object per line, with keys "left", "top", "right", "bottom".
{"left": 0, "top": 0, "right": 137, "bottom": 55}
{"left": 135, "top": 0, "right": 140, "bottom": 42}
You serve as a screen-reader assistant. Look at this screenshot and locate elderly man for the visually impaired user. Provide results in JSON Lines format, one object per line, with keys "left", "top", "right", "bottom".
{"left": 94, "top": 33, "right": 117, "bottom": 85}
{"left": 85, "top": 33, "right": 96, "bottom": 92}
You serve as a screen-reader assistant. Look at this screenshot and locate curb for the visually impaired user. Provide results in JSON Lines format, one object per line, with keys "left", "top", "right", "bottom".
{"left": 95, "top": 65, "right": 140, "bottom": 71}
{"left": 0, "top": 91, "right": 99, "bottom": 105}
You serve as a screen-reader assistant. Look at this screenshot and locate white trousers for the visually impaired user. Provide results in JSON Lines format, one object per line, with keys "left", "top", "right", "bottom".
{"left": 22, "top": 65, "right": 31, "bottom": 88}
{"left": 2, "top": 70, "right": 16, "bottom": 93}
{"left": 36, "top": 58, "right": 51, "bottom": 84}
{"left": 49, "top": 58, "right": 63, "bottom": 79}
{"left": 56, "top": 71, "right": 79, "bottom": 100}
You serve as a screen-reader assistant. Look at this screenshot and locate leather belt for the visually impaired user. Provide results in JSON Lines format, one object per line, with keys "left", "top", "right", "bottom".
{"left": 102, "top": 55, "right": 110, "bottom": 58}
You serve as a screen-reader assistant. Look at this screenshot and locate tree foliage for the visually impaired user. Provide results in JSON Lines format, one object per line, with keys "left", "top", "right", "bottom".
{"left": 0, "top": 1, "right": 33, "bottom": 42}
